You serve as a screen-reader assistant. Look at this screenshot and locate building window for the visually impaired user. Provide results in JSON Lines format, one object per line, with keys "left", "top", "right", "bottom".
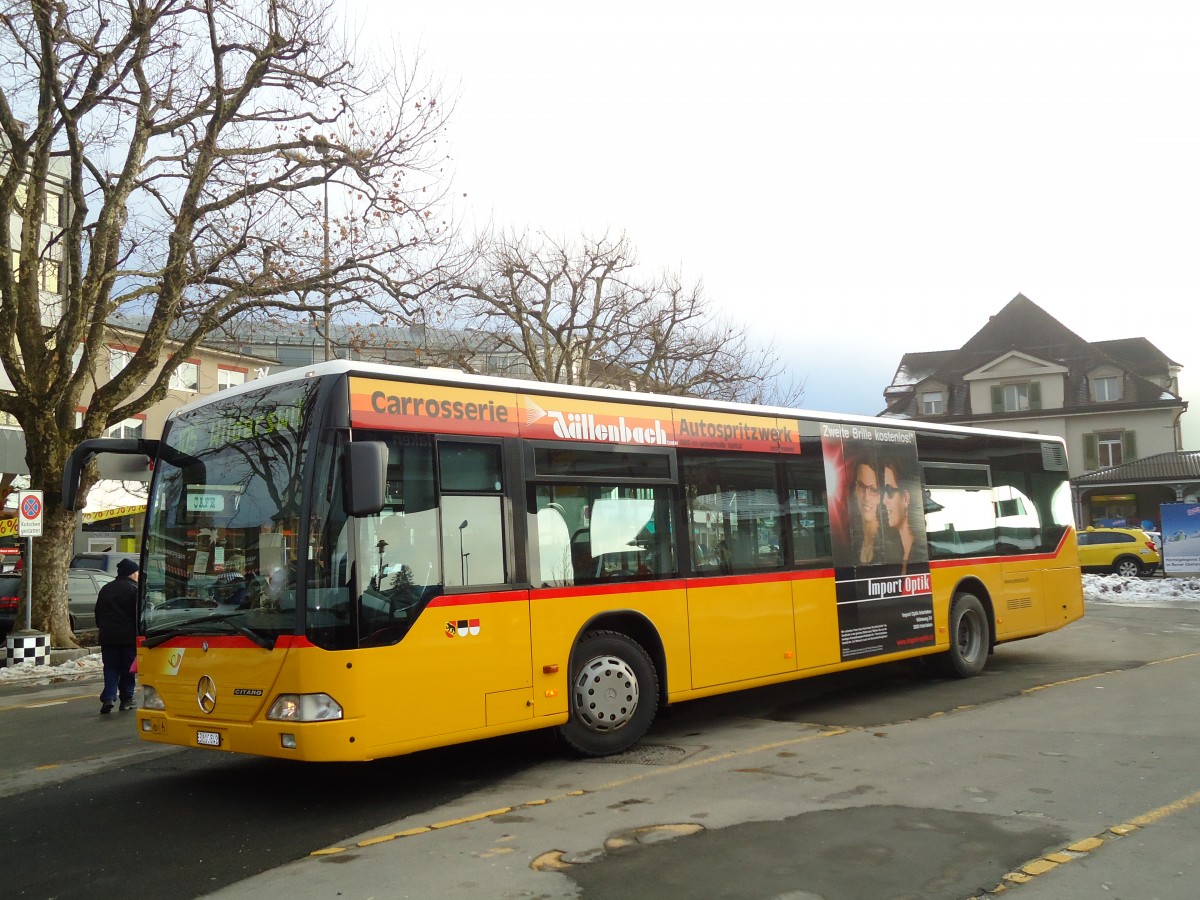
{"left": 1096, "top": 431, "right": 1123, "bottom": 467}
{"left": 108, "top": 347, "right": 134, "bottom": 381}
{"left": 45, "top": 192, "right": 63, "bottom": 227}
{"left": 1092, "top": 375, "right": 1121, "bottom": 402}
{"left": 217, "top": 367, "right": 246, "bottom": 391}
{"left": 106, "top": 418, "right": 145, "bottom": 440}
{"left": 991, "top": 381, "right": 1042, "bottom": 413}
{"left": 169, "top": 360, "right": 199, "bottom": 392}
{"left": 921, "top": 391, "right": 944, "bottom": 415}
{"left": 1083, "top": 430, "right": 1137, "bottom": 470}
{"left": 39, "top": 252, "right": 61, "bottom": 294}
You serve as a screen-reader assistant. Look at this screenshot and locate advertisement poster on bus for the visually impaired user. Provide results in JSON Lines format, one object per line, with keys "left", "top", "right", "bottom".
{"left": 821, "top": 422, "right": 934, "bottom": 661}
{"left": 1159, "top": 502, "right": 1200, "bottom": 575}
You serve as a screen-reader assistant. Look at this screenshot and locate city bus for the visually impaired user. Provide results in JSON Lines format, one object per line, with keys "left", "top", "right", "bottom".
{"left": 63, "top": 361, "right": 1084, "bottom": 762}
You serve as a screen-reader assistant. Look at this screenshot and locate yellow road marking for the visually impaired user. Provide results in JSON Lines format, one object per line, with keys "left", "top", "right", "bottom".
{"left": 0, "top": 692, "right": 97, "bottom": 712}
{"left": 311, "top": 729, "right": 846, "bottom": 857}
{"left": 974, "top": 786, "right": 1200, "bottom": 897}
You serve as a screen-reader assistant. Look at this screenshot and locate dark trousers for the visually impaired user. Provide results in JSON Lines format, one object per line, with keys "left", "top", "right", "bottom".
{"left": 100, "top": 644, "right": 137, "bottom": 704}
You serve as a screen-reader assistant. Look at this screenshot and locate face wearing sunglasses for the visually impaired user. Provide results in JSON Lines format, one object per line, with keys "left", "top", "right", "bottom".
{"left": 880, "top": 484, "right": 901, "bottom": 499}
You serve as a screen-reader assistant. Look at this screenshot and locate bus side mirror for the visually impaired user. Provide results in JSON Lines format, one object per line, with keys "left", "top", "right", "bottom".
{"left": 344, "top": 441, "right": 387, "bottom": 517}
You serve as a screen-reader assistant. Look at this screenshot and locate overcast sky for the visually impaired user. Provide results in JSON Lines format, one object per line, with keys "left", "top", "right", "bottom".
{"left": 344, "top": 0, "right": 1199, "bottom": 447}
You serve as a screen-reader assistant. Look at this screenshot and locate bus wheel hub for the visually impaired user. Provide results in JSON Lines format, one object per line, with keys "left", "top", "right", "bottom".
{"left": 574, "top": 655, "right": 639, "bottom": 731}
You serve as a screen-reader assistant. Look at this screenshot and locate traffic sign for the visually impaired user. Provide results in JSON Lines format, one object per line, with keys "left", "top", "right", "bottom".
{"left": 18, "top": 490, "right": 43, "bottom": 537}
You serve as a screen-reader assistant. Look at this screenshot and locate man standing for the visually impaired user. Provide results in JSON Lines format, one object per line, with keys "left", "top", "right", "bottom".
{"left": 95, "top": 558, "right": 139, "bottom": 714}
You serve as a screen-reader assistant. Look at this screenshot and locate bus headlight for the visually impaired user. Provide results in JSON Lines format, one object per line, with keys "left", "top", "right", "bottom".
{"left": 267, "top": 693, "right": 344, "bottom": 722}
{"left": 141, "top": 685, "right": 165, "bottom": 711}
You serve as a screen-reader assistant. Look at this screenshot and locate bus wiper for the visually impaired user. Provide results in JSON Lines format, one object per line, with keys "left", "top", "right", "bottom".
{"left": 145, "top": 614, "right": 275, "bottom": 650}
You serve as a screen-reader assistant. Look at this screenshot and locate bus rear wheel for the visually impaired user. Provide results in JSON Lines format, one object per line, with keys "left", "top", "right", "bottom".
{"left": 934, "top": 592, "right": 990, "bottom": 678}
{"left": 559, "top": 630, "right": 659, "bottom": 757}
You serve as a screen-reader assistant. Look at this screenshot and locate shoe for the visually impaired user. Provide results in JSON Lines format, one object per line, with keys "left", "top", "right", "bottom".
{"left": 119, "top": 700, "right": 136, "bottom": 711}
{"left": 100, "top": 702, "right": 114, "bottom": 714}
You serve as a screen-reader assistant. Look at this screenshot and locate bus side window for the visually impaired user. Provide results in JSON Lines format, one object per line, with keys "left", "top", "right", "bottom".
{"left": 925, "top": 487, "right": 997, "bottom": 559}
{"left": 783, "top": 456, "right": 832, "bottom": 568}
{"left": 438, "top": 441, "right": 507, "bottom": 588}
{"left": 681, "top": 454, "right": 782, "bottom": 576}
{"left": 533, "top": 484, "right": 675, "bottom": 585}
{"left": 536, "top": 505, "right": 574, "bottom": 587}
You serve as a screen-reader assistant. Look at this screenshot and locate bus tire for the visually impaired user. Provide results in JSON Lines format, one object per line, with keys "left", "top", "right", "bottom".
{"left": 936, "top": 592, "right": 990, "bottom": 678}
{"left": 559, "top": 630, "right": 659, "bottom": 757}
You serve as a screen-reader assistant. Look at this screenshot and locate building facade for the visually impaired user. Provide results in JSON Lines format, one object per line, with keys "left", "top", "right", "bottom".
{"left": 880, "top": 294, "right": 1193, "bottom": 528}
{"left": 0, "top": 326, "right": 274, "bottom": 558}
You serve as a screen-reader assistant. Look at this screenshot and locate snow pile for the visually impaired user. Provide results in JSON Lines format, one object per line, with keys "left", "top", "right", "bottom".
{"left": 1084, "top": 573, "right": 1200, "bottom": 608}
{"left": 0, "top": 651, "right": 103, "bottom": 685}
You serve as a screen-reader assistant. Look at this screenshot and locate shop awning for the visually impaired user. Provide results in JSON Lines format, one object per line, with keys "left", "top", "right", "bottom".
{"left": 82, "top": 480, "right": 148, "bottom": 523}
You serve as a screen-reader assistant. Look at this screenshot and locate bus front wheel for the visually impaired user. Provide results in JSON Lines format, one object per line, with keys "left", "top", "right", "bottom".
{"left": 559, "top": 630, "right": 659, "bottom": 757}
{"left": 935, "top": 592, "right": 990, "bottom": 678}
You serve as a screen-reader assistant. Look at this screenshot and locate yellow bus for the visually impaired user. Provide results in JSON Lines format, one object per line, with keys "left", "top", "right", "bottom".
{"left": 64, "top": 361, "right": 1083, "bottom": 761}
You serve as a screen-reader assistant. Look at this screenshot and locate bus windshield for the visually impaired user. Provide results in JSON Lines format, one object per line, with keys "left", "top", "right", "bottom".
{"left": 141, "top": 380, "right": 319, "bottom": 644}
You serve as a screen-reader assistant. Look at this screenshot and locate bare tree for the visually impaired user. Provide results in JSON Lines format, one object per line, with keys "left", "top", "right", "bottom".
{"left": 0, "top": 0, "right": 461, "bottom": 645}
{"left": 431, "top": 231, "right": 801, "bottom": 403}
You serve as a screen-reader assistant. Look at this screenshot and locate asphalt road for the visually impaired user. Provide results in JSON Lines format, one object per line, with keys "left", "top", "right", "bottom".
{"left": 3, "top": 601, "right": 1200, "bottom": 900}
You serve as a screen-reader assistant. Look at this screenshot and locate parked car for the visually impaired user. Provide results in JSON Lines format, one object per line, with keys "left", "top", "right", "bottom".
{"left": 68, "top": 568, "right": 115, "bottom": 632}
{"left": 1077, "top": 527, "right": 1161, "bottom": 577}
{"left": 1145, "top": 531, "right": 1163, "bottom": 554}
{"left": 70, "top": 551, "right": 131, "bottom": 575}
{"left": 0, "top": 570, "right": 117, "bottom": 637}
{"left": 0, "top": 573, "right": 21, "bottom": 638}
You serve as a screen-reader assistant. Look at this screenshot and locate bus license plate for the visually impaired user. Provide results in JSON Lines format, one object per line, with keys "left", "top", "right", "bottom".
{"left": 197, "top": 730, "right": 221, "bottom": 747}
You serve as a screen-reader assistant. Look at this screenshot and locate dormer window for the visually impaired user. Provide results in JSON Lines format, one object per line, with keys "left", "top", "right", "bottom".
{"left": 921, "top": 391, "right": 945, "bottom": 415}
{"left": 990, "top": 382, "right": 1041, "bottom": 413}
{"left": 1091, "top": 375, "right": 1122, "bottom": 402}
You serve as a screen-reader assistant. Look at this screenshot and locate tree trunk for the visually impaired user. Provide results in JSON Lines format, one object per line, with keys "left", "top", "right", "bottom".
{"left": 24, "top": 494, "right": 81, "bottom": 649}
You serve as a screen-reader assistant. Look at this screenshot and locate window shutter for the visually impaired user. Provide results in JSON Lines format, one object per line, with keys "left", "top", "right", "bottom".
{"left": 1029, "top": 381, "right": 1042, "bottom": 410}
{"left": 1123, "top": 430, "right": 1137, "bottom": 461}
{"left": 1083, "top": 433, "right": 1098, "bottom": 469}
{"left": 991, "top": 385, "right": 1004, "bottom": 413}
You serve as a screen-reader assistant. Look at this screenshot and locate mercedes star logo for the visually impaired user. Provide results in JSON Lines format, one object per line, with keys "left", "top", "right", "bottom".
{"left": 197, "top": 675, "right": 217, "bottom": 714}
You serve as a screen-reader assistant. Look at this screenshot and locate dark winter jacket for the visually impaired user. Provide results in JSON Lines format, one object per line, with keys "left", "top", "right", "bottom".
{"left": 95, "top": 575, "right": 138, "bottom": 646}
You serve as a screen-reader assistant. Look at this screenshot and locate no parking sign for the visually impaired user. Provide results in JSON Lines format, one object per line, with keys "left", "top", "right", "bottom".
{"left": 18, "top": 490, "right": 43, "bottom": 537}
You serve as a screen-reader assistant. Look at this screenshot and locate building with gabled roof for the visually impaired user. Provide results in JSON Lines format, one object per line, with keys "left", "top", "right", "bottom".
{"left": 881, "top": 294, "right": 1192, "bottom": 527}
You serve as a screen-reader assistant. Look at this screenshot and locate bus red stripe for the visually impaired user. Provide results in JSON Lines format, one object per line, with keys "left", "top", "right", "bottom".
{"left": 426, "top": 590, "right": 527, "bottom": 608}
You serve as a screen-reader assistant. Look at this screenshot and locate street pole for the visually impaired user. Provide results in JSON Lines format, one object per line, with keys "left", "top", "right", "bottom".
{"left": 23, "top": 535, "right": 32, "bottom": 631}
{"left": 458, "top": 520, "right": 468, "bottom": 585}
{"left": 322, "top": 171, "right": 331, "bottom": 361}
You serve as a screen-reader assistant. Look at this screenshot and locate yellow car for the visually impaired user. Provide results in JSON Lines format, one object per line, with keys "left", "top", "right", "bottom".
{"left": 1077, "top": 527, "right": 1161, "bottom": 577}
